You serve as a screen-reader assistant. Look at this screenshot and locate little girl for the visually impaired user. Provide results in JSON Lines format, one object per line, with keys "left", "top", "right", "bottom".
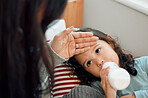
{"left": 65, "top": 28, "right": 148, "bottom": 98}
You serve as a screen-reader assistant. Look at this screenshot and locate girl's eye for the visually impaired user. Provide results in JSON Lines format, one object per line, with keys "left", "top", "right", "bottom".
{"left": 95, "top": 48, "right": 100, "bottom": 54}
{"left": 87, "top": 60, "right": 92, "bottom": 67}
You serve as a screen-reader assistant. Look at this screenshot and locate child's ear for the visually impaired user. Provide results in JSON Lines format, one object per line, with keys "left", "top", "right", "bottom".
{"left": 107, "top": 35, "right": 114, "bottom": 48}
{"left": 107, "top": 35, "right": 113, "bottom": 39}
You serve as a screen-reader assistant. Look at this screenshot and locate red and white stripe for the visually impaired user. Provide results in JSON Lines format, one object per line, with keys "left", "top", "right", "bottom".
{"left": 52, "top": 64, "right": 80, "bottom": 98}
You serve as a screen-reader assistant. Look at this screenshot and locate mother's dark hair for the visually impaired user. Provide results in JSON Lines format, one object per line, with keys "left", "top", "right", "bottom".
{"left": 67, "top": 28, "right": 137, "bottom": 85}
{"left": 0, "top": 0, "right": 67, "bottom": 98}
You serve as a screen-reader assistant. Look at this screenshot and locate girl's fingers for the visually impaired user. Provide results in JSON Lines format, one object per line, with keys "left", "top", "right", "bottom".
{"left": 100, "top": 69, "right": 105, "bottom": 88}
{"left": 100, "top": 67, "right": 110, "bottom": 88}
{"left": 105, "top": 70, "right": 110, "bottom": 87}
{"left": 105, "top": 67, "right": 110, "bottom": 76}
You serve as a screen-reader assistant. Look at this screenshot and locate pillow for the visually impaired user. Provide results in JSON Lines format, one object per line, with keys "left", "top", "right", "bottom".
{"left": 52, "top": 64, "right": 81, "bottom": 98}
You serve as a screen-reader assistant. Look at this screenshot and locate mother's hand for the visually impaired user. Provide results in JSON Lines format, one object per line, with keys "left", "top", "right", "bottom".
{"left": 50, "top": 26, "right": 98, "bottom": 59}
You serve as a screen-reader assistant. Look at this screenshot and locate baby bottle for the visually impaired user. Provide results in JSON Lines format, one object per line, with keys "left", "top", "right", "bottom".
{"left": 102, "top": 62, "right": 130, "bottom": 90}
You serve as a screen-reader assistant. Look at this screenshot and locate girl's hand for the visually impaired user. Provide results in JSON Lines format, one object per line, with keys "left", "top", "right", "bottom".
{"left": 100, "top": 67, "right": 117, "bottom": 98}
{"left": 50, "top": 26, "right": 98, "bottom": 59}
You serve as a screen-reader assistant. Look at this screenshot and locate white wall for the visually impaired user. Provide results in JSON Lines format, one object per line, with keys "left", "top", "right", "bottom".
{"left": 83, "top": 0, "right": 148, "bottom": 57}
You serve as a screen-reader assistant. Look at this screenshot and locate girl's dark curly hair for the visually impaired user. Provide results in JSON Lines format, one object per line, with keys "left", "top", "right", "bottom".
{"left": 66, "top": 28, "right": 137, "bottom": 85}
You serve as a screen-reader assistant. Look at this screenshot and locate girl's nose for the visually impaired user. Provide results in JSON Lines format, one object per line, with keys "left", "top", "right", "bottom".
{"left": 97, "top": 59, "right": 104, "bottom": 67}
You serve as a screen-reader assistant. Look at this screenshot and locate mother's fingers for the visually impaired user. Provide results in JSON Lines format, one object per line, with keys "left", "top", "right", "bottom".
{"left": 72, "top": 32, "right": 93, "bottom": 39}
{"left": 74, "top": 47, "right": 91, "bottom": 55}
{"left": 76, "top": 42, "right": 97, "bottom": 49}
{"left": 58, "top": 26, "right": 74, "bottom": 38}
{"left": 75, "top": 36, "right": 99, "bottom": 43}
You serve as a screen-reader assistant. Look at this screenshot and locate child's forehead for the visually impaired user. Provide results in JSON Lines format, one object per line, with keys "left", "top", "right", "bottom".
{"left": 76, "top": 40, "right": 107, "bottom": 56}
{"left": 77, "top": 41, "right": 101, "bottom": 55}
{"left": 96, "top": 40, "right": 105, "bottom": 44}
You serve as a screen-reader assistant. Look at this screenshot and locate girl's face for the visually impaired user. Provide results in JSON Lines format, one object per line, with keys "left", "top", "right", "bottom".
{"left": 75, "top": 39, "right": 120, "bottom": 78}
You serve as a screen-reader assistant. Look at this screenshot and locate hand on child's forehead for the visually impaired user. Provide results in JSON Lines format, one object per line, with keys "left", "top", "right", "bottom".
{"left": 77, "top": 40, "right": 101, "bottom": 56}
